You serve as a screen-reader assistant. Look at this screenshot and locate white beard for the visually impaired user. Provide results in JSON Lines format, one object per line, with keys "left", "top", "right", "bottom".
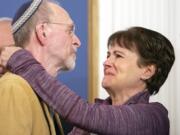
{"left": 62, "top": 55, "right": 76, "bottom": 71}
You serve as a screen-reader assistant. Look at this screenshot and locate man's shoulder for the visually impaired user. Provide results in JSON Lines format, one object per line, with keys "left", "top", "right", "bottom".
{"left": 0, "top": 72, "right": 30, "bottom": 87}
{"left": 1, "top": 72, "right": 25, "bottom": 81}
{"left": 0, "top": 72, "right": 35, "bottom": 98}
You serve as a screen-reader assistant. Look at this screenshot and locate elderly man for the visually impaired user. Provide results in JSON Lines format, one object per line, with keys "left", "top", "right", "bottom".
{"left": 0, "top": 0, "right": 80, "bottom": 135}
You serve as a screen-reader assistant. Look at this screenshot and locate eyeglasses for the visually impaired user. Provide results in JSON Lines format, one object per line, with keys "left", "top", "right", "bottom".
{"left": 44, "top": 22, "right": 76, "bottom": 36}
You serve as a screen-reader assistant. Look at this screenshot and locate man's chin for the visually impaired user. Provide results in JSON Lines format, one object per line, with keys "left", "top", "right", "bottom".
{"left": 62, "top": 63, "right": 75, "bottom": 71}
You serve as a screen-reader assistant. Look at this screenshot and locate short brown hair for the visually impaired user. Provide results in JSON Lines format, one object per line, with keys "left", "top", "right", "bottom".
{"left": 108, "top": 27, "right": 175, "bottom": 95}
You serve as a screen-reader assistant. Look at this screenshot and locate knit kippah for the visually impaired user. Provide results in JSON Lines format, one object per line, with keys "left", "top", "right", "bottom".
{"left": 12, "top": 0, "right": 42, "bottom": 34}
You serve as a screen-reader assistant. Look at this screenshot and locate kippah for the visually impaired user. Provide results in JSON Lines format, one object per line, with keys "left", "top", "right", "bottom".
{"left": 12, "top": 0, "right": 42, "bottom": 34}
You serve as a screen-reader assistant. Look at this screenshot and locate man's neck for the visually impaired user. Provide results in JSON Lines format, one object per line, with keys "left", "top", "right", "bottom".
{"left": 25, "top": 45, "right": 59, "bottom": 77}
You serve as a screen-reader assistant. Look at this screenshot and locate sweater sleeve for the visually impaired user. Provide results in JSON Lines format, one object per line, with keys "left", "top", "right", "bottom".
{"left": 7, "top": 49, "right": 169, "bottom": 135}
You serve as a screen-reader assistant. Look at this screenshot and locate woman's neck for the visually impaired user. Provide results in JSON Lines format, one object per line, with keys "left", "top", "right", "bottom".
{"left": 108, "top": 86, "right": 146, "bottom": 105}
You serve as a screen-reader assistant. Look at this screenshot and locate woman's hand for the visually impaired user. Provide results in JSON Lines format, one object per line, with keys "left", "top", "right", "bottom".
{"left": 0, "top": 46, "right": 22, "bottom": 74}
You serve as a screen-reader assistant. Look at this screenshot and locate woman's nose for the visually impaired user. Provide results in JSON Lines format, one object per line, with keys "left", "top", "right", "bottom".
{"left": 103, "top": 57, "right": 113, "bottom": 67}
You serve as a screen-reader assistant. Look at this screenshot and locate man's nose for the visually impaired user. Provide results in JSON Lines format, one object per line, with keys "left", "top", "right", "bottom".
{"left": 73, "top": 34, "right": 81, "bottom": 47}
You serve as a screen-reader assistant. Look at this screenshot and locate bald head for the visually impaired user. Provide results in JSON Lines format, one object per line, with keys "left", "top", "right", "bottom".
{"left": 49, "top": 2, "right": 73, "bottom": 24}
{"left": 0, "top": 18, "right": 14, "bottom": 48}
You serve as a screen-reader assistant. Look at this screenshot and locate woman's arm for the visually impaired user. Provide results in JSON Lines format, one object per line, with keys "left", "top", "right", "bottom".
{"left": 6, "top": 49, "right": 168, "bottom": 135}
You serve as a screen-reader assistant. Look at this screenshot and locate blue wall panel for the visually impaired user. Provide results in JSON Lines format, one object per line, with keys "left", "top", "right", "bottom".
{"left": 58, "top": 0, "right": 88, "bottom": 100}
{"left": 0, "top": 0, "right": 28, "bottom": 17}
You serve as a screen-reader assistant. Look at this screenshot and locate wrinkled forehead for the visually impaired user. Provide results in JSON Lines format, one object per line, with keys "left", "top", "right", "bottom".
{"left": 49, "top": 2, "right": 74, "bottom": 24}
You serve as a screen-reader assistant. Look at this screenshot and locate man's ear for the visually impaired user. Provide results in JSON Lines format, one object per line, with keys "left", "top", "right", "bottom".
{"left": 35, "top": 23, "right": 48, "bottom": 46}
{"left": 141, "top": 64, "right": 156, "bottom": 80}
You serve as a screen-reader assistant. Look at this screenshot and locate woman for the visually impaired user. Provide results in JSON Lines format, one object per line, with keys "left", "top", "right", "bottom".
{"left": 1, "top": 26, "right": 175, "bottom": 135}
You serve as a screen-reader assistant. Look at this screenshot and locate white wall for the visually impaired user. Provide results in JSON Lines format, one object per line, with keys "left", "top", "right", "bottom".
{"left": 98, "top": 0, "right": 180, "bottom": 134}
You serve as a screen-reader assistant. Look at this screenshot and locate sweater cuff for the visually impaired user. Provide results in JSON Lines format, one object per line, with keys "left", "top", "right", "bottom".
{"left": 7, "top": 49, "right": 39, "bottom": 73}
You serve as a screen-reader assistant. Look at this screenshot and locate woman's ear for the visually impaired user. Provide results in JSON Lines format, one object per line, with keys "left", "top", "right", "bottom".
{"left": 35, "top": 23, "right": 48, "bottom": 46}
{"left": 141, "top": 64, "right": 156, "bottom": 80}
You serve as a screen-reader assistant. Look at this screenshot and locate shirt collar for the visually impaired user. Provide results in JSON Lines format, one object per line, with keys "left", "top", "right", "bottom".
{"left": 95, "top": 90, "right": 150, "bottom": 105}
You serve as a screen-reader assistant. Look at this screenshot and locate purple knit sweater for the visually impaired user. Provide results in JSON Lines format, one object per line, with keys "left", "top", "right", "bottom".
{"left": 7, "top": 50, "right": 169, "bottom": 135}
